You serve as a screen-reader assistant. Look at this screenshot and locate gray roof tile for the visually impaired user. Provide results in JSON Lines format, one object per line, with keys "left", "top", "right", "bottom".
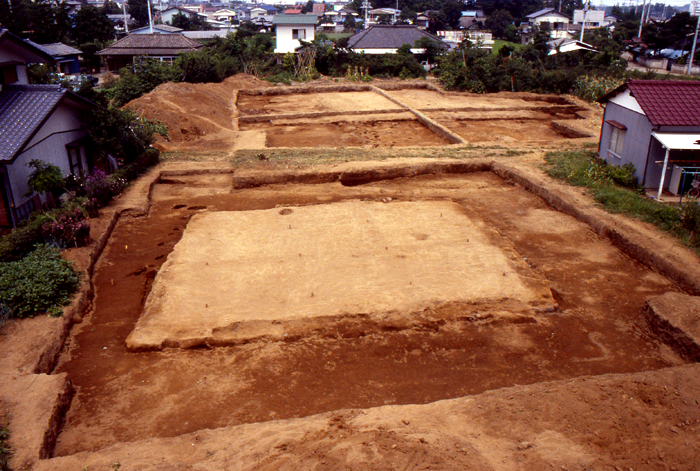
{"left": 97, "top": 33, "right": 203, "bottom": 56}
{"left": 347, "top": 25, "right": 447, "bottom": 50}
{"left": 0, "top": 85, "right": 65, "bottom": 162}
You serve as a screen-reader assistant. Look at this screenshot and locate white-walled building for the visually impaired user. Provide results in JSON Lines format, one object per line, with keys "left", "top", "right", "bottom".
{"left": 273, "top": 15, "right": 317, "bottom": 53}
{"left": 573, "top": 9, "right": 616, "bottom": 28}
{"left": 525, "top": 8, "right": 572, "bottom": 39}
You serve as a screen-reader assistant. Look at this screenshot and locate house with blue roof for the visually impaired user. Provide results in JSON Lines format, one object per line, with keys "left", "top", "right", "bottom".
{"left": 0, "top": 29, "right": 95, "bottom": 228}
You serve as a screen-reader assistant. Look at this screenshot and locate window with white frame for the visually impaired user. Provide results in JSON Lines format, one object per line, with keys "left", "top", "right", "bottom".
{"left": 606, "top": 121, "right": 626, "bottom": 158}
{"left": 292, "top": 28, "right": 306, "bottom": 40}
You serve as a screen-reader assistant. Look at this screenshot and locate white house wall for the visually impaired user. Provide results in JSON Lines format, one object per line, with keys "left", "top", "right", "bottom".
{"left": 608, "top": 89, "right": 645, "bottom": 115}
{"left": 7, "top": 103, "right": 89, "bottom": 205}
{"left": 274, "top": 24, "right": 315, "bottom": 53}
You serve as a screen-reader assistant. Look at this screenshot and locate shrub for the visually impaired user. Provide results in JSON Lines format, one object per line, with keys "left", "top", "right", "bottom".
{"left": 25, "top": 160, "right": 66, "bottom": 198}
{"left": 41, "top": 208, "right": 90, "bottom": 249}
{"left": 0, "top": 245, "right": 82, "bottom": 318}
{"left": 82, "top": 169, "right": 126, "bottom": 207}
{"left": 0, "top": 218, "right": 45, "bottom": 263}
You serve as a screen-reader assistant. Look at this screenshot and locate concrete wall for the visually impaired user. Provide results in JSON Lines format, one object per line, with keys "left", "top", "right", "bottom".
{"left": 599, "top": 102, "right": 652, "bottom": 184}
{"left": 670, "top": 63, "right": 700, "bottom": 76}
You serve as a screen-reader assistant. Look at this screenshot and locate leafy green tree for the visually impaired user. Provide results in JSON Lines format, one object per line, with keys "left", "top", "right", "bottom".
{"left": 25, "top": 160, "right": 66, "bottom": 198}
{"left": 73, "top": 6, "right": 115, "bottom": 45}
{"left": 343, "top": 14, "right": 356, "bottom": 32}
{"left": 102, "top": 0, "right": 121, "bottom": 14}
{"left": 485, "top": 9, "right": 515, "bottom": 39}
{"left": 127, "top": 0, "right": 150, "bottom": 28}
{"left": 79, "top": 42, "right": 103, "bottom": 74}
{"left": 377, "top": 13, "right": 393, "bottom": 25}
{"left": 641, "top": 12, "right": 697, "bottom": 54}
{"left": 301, "top": 0, "right": 314, "bottom": 14}
{"left": 559, "top": 0, "right": 583, "bottom": 18}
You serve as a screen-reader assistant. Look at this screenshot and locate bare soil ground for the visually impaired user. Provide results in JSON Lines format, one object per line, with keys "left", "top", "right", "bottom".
{"left": 2, "top": 78, "right": 700, "bottom": 471}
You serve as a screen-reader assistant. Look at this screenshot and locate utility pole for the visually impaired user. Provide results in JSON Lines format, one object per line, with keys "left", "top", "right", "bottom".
{"left": 688, "top": 1, "right": 699, "bottom": 75}
{"left": 637, "top": 0, "right": 646, "bottom": 38}
{"left": 580, "top": 0, "right": 590, "bottom": 42}
{"left": 123, "top": 0, "right": 129, "bottom": 33}
{"left": 362, "top": 0, "right": 370, "bottom": 29}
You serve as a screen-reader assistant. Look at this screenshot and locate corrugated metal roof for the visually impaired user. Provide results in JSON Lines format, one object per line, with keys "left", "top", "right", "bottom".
{"left": 628, "top": 80, "right": 700, "bottom": 127}
{"left": 272, "top": 14, "right": 318, "bottom": 25}
{"left": 347, "top": 25, "right": 448, "bottom": 50}
{"left": 0, "top": 85, "right": 64, "bottom": 162}
{"left": 97, "top": 33, "right": 203, "bottom": 56}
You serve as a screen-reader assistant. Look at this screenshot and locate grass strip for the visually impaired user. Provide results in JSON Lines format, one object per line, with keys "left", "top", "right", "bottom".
{"left": 543, "top": 149, "right": 700, "bottom": 252}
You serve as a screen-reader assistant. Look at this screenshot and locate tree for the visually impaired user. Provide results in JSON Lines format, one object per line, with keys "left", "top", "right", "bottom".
{"left": 73, "top": 6, "right": 115, "bottom": 45}
{"left": 127, "top": 0, "right": 150, "bottom": 28}
{"left": 102, "top": 0, "right": 121, "bottom": 14}
{"left": 641, "top": 12, "right": 696, "bottom": 54}
{"left": 343, "top": 14, "right": 356, "bottom": 32}
{"left": 559, "top": 0, "right": 583, "bottom": 18}
{"left": 485, "top": 9, "right": 515, "bottom": 39}
{"left": 301, "top": 0, "right": 314, "bottom": 14}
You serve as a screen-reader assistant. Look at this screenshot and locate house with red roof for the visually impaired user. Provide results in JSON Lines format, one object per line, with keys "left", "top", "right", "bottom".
{"left": 598, "top": 80, "right": 700, "bottom": 199}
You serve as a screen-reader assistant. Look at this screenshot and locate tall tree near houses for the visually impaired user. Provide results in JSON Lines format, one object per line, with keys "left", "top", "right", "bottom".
{"left": 73, "top": 5, "right": 115, "bottom": 45}
{"left": 127, "top": 0, "right": 150, "bottom": 28}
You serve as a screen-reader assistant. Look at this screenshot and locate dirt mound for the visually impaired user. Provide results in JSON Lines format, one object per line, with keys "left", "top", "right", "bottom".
{"left": 124, "top": 74, "right": 270, "bottom": 151}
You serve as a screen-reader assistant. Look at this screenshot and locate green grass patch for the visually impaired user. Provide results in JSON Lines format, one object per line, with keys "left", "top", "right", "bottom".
{"left": 491, "top": 40, "right": 526, "bottom": 55}
{"left": 543, "top": 149, "right": 700, "bottom": 251}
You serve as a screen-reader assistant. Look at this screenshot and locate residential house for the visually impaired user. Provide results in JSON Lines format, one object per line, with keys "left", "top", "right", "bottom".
{"left": 250, "top": 5, "right": 279, "bottom": 24}
{"left": 572, "top": 9, "right": 616, "bottom": 28}
{"left": 26, "top": 41, "right": 82, "bottom": 75}
{"left": 366, "top": 8, "right": 400, "bottom": 26}
{"left": 160, "top": 7, "right": 201, "bottom": 25}
{"left": 460, "top": 10, "right": 486, "bottom": 30}
{"left": 597, "top": 80, "right": 700, "bottom": 198}
{"left": 346, "top": 25, "right": 448, "bottom": 54}
{"left": 0, "top": 29, "right": 96, "bottom": 228}
{"left": 97, "top": 34, "right": 203, "bottom": 71}
{"left": 1, "top": 28, "right": 53, "bottom": 85}
{"left": 522, "top": 8, "right": 572, "bottom": 41}
{"left": 273, "top": 15, "right": 317, "bottom": 53}
{"left": 129, "top": 24, "right": 184, "bottom": 34}
{"left": 106, "top": 13, "right": 135, "bottom": 34}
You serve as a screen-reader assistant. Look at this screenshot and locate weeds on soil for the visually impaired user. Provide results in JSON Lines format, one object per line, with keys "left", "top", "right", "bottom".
{"left": 0, "top": 419, "right": 11, "bottom": 471}
{"left": 543, "top": 149, "right": 700, "bottom": 251}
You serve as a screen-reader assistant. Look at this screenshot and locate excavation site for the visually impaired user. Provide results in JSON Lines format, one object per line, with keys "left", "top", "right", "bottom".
{"left": 2, "top": 81, "right": 700, "bottom": 471}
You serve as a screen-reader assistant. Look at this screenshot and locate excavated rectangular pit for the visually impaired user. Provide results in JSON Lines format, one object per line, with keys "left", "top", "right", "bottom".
{"left": 126, "top": 200, "right": 553, "bottom": 350}
{"left": 52, "top": 169, "right": 685, "bottom": 457}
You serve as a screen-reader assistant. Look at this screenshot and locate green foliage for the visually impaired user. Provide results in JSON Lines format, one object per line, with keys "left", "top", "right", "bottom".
{"left": 72, "top": 5, "right": 114, "bottom": 45}
{"left": 83, "top": 106, "right": 168, "bottom": 166}
{"left": 40, "top": 208, "right": 90, "bottom": 249}
{"left": 0, "top": 422, "right": 10, "bottom": 471}
{"left": 543, "top": 149, "right": 700, "bottom": 251}
{"left": 25, "top": 160, "right": 65, "bottom": 198}
{"left": 0, "top": 245, "right": 82, "bottom": 318}
{"left": 0, "top": 218, "right": 45, "bottom": 263}
{"left": 572, "top": 75, "right": 624, "bottom": 102}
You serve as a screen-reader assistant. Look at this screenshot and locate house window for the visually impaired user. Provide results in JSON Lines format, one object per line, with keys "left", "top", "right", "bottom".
{"left": 606, "top": 120, "right": 626, "bottom": 158}
{"left": 67, "top": 144, "right": 85, "bottom": 176}
{"left": 293, "top": 28, "right": 306, "bottom": 40}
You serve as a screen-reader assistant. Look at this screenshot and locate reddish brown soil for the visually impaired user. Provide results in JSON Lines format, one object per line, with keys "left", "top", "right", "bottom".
{"left": 245, "top": 119, "right": 451, "bottom": 148}
{"left": 53, "top": 172, "right": 684, "bottom": 456}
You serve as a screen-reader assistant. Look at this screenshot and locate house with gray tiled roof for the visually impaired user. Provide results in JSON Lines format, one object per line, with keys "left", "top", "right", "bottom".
{"left": 597, "top": 80, "right": 700, "bottom": 199}
{"left": 25, "top": 41, "right": 83, "bottom": 75}
{"left": 346, "top": 25, "right": 448, "bottom": 54}
{"left": 97, "top": 33, "right": 203, "bottom": 71}
{"left": 0, "top": 29, "right": 96, "bottom": 228}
